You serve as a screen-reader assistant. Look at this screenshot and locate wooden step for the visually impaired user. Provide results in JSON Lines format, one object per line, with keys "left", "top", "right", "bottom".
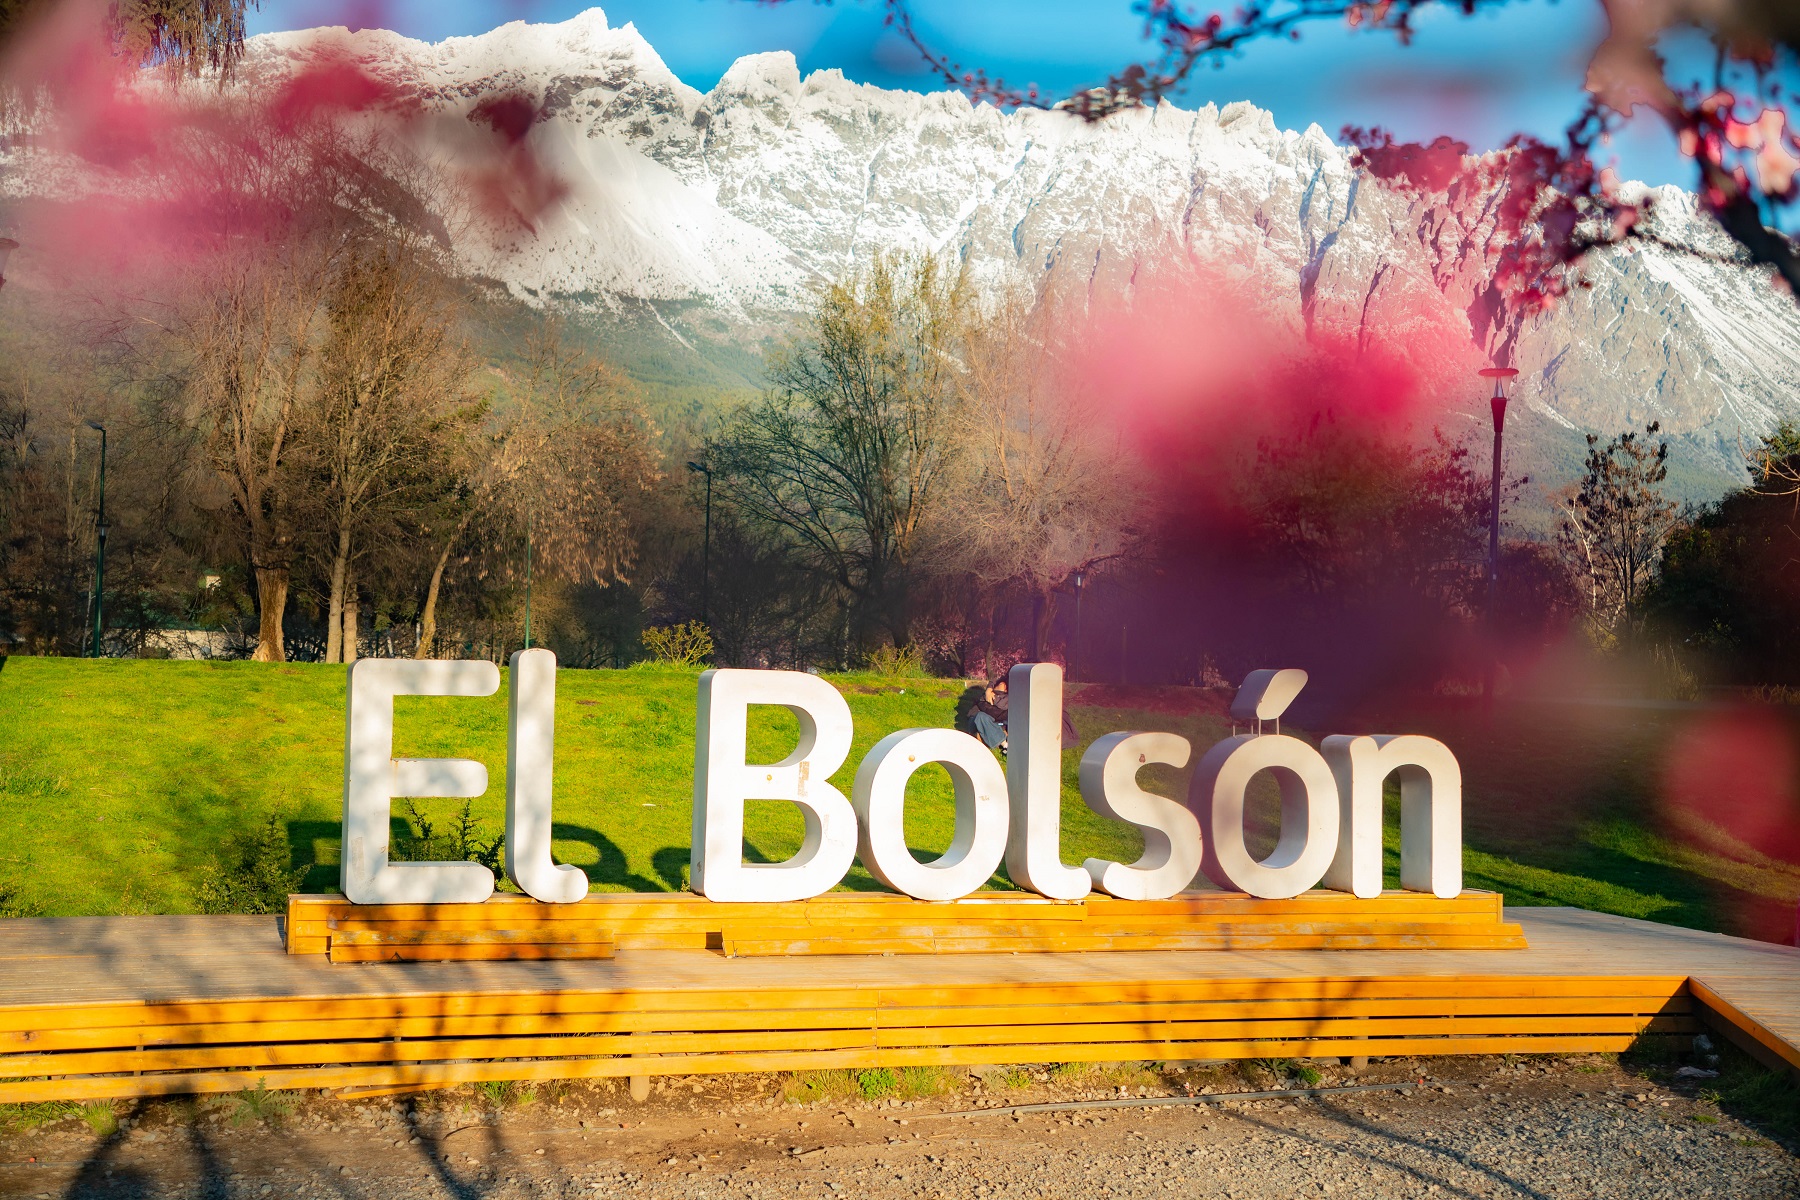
{"left": 325, "top": 927, "right": 614, "bottom": 964}
{"left": 288, "top": 889, "right": 1524, "bottom": 960}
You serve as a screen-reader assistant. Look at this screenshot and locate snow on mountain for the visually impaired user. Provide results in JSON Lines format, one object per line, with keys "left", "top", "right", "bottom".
{"left": 118, "top": 10, "right": 1800, "bottom": 485}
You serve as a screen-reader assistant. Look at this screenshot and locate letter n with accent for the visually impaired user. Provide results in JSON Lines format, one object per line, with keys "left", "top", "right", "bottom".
{"left": 1321, "top": 734, "right": 1462, "bottom": 899}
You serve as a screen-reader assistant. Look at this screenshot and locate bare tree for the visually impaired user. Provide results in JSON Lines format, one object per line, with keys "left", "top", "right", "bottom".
{"left": 1749, "top": 420, "right": 1800, "bottom": 499}
{"left": 146, "top": 94, "right": 445, "bottom": 662}
{"left": 928, "top": 290, "right": 1141, "bottom": 658}
{"left": 414, "top": 319, "right": 657, "bottom": 659}
{"left": 2, "top": 0, "right": 254, "bottom": 74}
{"left": 173, "top": 239, "right": 335, "bottom": 661}
{"left": 710, "top": 254, "right": 967, "bottom": 649}
{"left": 304, "top": 231, "right": 475, "bottom": 664}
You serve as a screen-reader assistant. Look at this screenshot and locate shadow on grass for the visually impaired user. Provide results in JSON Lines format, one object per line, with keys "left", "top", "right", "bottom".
{"left": 553, "top": 823, "right": 662, "bottom": 892}
{"left": 1461, "top": 830, "right": 1798, "bottom": 943}
{"left": 651, "top": 845, "right": 688, "bottom": 891}
{"left": 648, "top": 841, "right": 832, "bottom": 891}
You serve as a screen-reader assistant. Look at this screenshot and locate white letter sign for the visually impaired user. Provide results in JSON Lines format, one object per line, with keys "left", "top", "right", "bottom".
{"left": 341, "top": 658, "right": 498, "bottom": 905}
{"left": 1003, "top": 662, "right": 1091, "bottom": 900}
{"left": 1079, "top": 731, "right": 1199, "bottom": 900}
{"left": 852, "top": 728, "right": 1010, "bottom": 900}
{"left": 1189, "top": 733, "right": 1340, "bottom": 900}
{"left": 1322, "top": 734, "right": 1462, "bottom": 899}
{"left": 690, "top": 668, "right": 858, "bottom": 902}
{"left": 505, "top": 648, "right": 588, "bottom": 904}
{"left": 336, "top": 660, "right": 1470, "bottom": 909}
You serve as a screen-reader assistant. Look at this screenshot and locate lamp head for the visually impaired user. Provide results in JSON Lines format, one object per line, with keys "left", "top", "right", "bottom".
{"left": 686, "top": 460, "right": 709, "bottom": 475}
{"left": 84, "top": 420, "right": 105, "bottom": 433}
{"left": 1479, "top": 367, "right": 1518, "bottom": 434}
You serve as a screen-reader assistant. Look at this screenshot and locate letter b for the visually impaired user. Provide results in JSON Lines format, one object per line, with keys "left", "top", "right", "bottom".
{"left": 690, "top": 669, "right": 858, "bottom": 902}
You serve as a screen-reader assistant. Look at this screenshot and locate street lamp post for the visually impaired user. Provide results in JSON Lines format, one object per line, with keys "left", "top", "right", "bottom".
{"left": 84, "top": 421, "right": 107, "bottom": 658}
{"left": 1479, "top": 366, "right": 1518, "bottom": 694}
{"left": 1070, "top": 570, "right": 1085, "bottom": 683}
{"left": 686, "top": 460, "right": 713, "bottom": 626}
{"left": 522, "top": 508, "right": 533, "bottom": 651}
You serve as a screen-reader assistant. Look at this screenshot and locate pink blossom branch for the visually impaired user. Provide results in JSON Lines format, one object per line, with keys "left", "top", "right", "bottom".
{"left": 761, "top": 0, "right": 1800, "bottom": 296}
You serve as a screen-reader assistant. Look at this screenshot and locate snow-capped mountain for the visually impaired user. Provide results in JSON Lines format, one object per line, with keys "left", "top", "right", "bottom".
{"left": 109, "top": 11, "right": 1800, "bottom": 488}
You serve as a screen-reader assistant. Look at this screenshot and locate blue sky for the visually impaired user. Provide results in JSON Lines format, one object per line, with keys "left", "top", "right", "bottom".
{"left": 251, "top": 0, "right": 1698, "bottom": 189}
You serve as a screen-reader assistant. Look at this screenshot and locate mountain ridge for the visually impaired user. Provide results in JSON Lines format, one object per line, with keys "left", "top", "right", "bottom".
{"left": 12, "top": 7, "right": 1800, "bottom": 497}
{"left": 262, "top": 7, "right": 1790, "bottom": 498}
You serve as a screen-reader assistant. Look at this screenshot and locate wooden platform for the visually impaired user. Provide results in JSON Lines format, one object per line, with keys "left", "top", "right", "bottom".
{"left": 285, "top": 889, "right": 1527, "bottom": 961}
{"left": 2, "top": 907, "right": 1797, "bottom": 1103}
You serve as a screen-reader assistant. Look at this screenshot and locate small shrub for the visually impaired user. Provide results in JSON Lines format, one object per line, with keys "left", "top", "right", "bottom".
{"left": 896, "top": 1066, "right": 951, "bottom": 1099}
{"left": 641, "top": 622, "right": 713, "bottom": 667}
{"left": 475, "top": 1079, "right": 535, "bottom": 1108}
{"left": 0, "top": 1101, "right": 79, "bottom": 1132}
{"left": 996, "top": 1067, "right": 1032, "bottom": 1091}
{"left": 1091, "top": 1061, "right": 1158, "bottom": 1090}
{"left": 1712, "top": 1043, "right": 1800, "bottom": 1139}
{"left": 865, "top": 643, "right": 928, "bottom": 678}
{"left": 1745, "top": 684, "right": 1800, "bottom": 706}
{"left": 207, "top": 1081, "right": 295, "bottom": 1127}
{"left": 192, "top": 814, "right": 307, "bottom": 915}
{"left": 0, "top": 877, "right": 42, "bottom": 918}
{"left": 1294, "top": 1064, "right": 1323, "bottom": 1088}
{"left": 857, "top": 1067, "right": 897, "bottom": 1099}
{"left": 78, "top": 1100, "right": 119, "bottom": 1136}
{"left": 1245, "top": 1057, "right": 1294, "bottom": 1083}
{"left": 397, "top": 798, "right": 503, "bottom": 873}
{"left": 783, "top": 1070, "right": 860, "bottom": 1104}
{"left": 1648, "top": 643, "right": 1701, "bottom": 702}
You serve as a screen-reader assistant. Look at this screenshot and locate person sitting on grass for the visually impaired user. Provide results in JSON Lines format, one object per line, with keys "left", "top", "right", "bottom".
{"left": 954, "top": 677, "right": 1009, "bottom": 753}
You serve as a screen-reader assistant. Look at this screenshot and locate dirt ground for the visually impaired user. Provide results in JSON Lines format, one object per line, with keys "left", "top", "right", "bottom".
{"left": 3, "top": 1054, "right": 1797, "bottom": 1200}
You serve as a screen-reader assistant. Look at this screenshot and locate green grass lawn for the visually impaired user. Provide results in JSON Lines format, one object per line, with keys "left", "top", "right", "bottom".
{"left": 1, "top": 657, "right": 1797, "bottom": 943}
{"left": 0, "top": 658, "right": 1189, "bottom": 915}
{"left": 1378, "top": 698, "right": 1800, "bottom": 944}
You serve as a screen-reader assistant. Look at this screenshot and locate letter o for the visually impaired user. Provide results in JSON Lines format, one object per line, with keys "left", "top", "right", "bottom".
{"left": 852, "top": 728, "right": 1010, "bottom": 901}
{"left": 1188, "top": 734, "right": 1340, "bottom": 900}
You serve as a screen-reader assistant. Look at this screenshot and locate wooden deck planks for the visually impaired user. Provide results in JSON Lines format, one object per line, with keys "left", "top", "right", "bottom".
{"left": 0, "top": 1035, "right": 1656, "bottom": 1105}
{"left": 0, "top": 906, "right": 1794, "bottom": 1103}
{"left": 1688, "top": 977, "right": 1800, "bottom": 1075}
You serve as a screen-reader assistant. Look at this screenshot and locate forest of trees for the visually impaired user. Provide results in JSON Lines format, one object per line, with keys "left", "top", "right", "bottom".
{"left": 2, "top": 1, "right": 1796, "bottom": 703}
{"left": 11, "top": 202, "right": 1788, "bottom": 701}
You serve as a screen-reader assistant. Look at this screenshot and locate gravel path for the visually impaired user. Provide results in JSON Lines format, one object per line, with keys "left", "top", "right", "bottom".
{"left": 3, "top": 1055, "right": 1795, "bottom": 1199}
